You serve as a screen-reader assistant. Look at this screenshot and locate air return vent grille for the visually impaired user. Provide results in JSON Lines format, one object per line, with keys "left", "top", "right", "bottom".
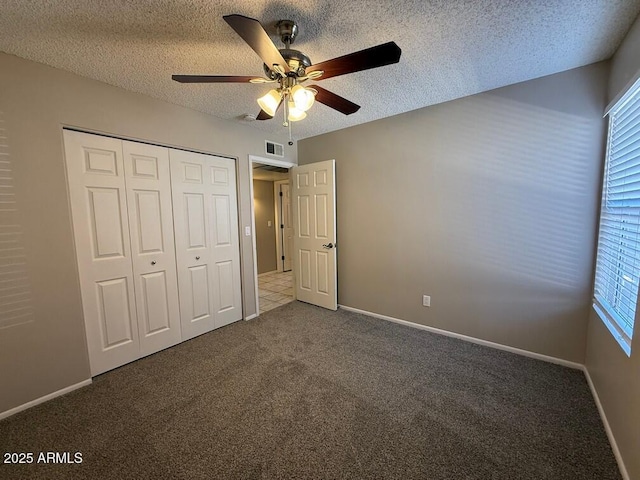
{"left": 265, "top": 140, "right": 284, "bottom": 158}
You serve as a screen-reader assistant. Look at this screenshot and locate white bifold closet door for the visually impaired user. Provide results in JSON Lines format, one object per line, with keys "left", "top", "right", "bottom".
{"left": 121, "top": 140, "right": 182, "bottom": 357}
{"left": 65, "top": 131, "right": 182, "bottom": 375}
{"left": 169, "top": 149, "right": 242, "bottom": 340}
{"left": 65, "top": 132, "right": 140, "bottom": 375}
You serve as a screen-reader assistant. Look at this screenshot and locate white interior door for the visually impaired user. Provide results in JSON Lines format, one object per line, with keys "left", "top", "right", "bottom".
{"left": 291, "top": 159, "right": 337, "bottom": 310}
{"left": 170, "top": 149, "right": 242, "bottom": 339}
{"left": 64, "top": 130, "right": 140, "bottom": 375}
{"left": 281, "top": 183, "right": 293, "bottom": 272}
{"left": 122, "top": 140, "right": 182, "bottom": 356}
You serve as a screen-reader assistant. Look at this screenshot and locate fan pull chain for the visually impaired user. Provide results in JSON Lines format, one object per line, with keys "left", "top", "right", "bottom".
{"left": 281, "top": 91, "right": 293, "bottom": 142}
{"left": 283, "top": 93, "right": 289, "bottom": 127}
{"left": 285, "top": 91, "right": 293, "bottom": 142}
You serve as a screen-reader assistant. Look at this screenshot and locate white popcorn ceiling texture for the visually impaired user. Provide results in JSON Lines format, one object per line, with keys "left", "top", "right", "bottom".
{"left": 0, "top": 1, "right": 639, "bottom": 139}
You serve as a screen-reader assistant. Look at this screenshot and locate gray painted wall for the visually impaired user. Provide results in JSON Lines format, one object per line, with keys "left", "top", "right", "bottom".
{"left": 586, "top": 13, "right": 640, "bottom": 480}
{"left": 607, "top": 13, "right": 640, "bottom": 104}
{"left": 0, "top": 52, "right": 296, "bottom": 414}
{"left": 254, "top": 180, "right": 277, "bottom": 274}
{"left": 299, "top": 62, "right": 609, "bottom": 363}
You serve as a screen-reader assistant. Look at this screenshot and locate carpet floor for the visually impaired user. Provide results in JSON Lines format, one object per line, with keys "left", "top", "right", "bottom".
{"left": 0, "top": 301, "right": 620, "bottom": 479}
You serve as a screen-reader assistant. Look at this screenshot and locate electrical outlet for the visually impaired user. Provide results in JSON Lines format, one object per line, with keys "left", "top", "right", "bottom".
{"left": 422, "top": 295, "right": 431, "bottom": 307}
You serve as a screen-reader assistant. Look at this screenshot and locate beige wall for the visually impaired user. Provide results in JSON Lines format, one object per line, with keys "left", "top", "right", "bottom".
{"left": 585, "top": 13, "right": 640, "bottom": 480}
{"left": 253, "top": 180, "right": 277, "bottom": 274}
{"left": 299, "top": 62, "right": 609, "bottom": 363}
{"left": 0, "top": 52, "right": 297, "bottom": 414}
{"left": 607, "top": 13, "right": 640, "bottom": 103}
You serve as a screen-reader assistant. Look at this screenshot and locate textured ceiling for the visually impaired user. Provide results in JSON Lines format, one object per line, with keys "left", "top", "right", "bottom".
{"left": 1, "top": 1, "right": 639, "bottom": 140}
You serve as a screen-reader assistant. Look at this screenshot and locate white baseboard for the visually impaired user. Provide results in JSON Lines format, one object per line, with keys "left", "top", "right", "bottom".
{"left": 583, "top": 368, "right": 630, "bottom": 480}
{"left": 338, "top": 305, "right": 584, "bottom": 370}
{"left": 245, "top": 313, "right": 258, "bottom": 321}
{"left": 0, "top": 379, "right": 92, "bottom": 421}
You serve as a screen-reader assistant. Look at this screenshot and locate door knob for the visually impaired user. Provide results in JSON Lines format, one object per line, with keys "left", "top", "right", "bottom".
{"left": 322, "top": 243, "right": 334, "bottom": 249}
{"left": 151, "top": 260, "right": 156, "bottom": 265}
{"left": 196, "top": 256, "right": 200, "bottom": 260}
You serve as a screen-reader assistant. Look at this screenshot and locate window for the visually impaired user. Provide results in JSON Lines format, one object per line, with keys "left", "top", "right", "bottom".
{"left": 593, "top": 77, "right": 640, "bottom": 356}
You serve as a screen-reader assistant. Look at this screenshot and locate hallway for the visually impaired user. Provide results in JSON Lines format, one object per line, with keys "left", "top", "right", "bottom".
{"left": 258, "top": 270, "right": 294, "bottom": 314}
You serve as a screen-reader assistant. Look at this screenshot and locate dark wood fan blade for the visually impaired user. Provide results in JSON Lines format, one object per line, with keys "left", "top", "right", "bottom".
{"left": 307, "top": 42, "right": 401, "bottom": 80}
{"left": 172, "top": 75, "right": 257, "bottom": 83}
{"left": 256, "top": 99, "right": 283, "bottom": 120}
{"left": 313, "top": 86, "right": 360, "bottom": 115}
{"left": 223, "top": 14, "right": 290, "bottom": 73}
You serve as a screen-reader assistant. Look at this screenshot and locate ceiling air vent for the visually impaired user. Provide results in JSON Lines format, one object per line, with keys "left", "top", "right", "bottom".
{"left": 265, "top": 140, "right": 284, "bottom": 158}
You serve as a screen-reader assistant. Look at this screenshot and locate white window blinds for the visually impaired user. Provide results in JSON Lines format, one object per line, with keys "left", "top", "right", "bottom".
{"left": 594, "top": 78, "right": 640, "bottom": 356}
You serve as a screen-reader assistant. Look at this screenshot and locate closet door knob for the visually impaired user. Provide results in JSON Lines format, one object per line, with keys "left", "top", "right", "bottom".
{"left": 151, "top": 261, "right": 156, "bottom": 265}
{"left": 196, "top": 256, "right": 201, "bottom": 260}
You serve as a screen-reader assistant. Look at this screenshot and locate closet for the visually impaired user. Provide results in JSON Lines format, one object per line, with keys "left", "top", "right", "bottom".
{"left": 64, "top": 130, "right": 242, "bottom": 376}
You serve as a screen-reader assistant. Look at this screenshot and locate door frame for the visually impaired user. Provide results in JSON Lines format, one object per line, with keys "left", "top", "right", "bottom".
{"left": 274, "top": 179, "right": 290, "bottom": 273}
{"left": 248, "top": 155, "right": 295, "bottom": 316}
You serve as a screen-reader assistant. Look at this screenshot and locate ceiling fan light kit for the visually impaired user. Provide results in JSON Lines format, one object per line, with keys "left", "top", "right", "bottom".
{"left": 291, "top": 84, "right": 315, "bottom": 112}
{"left": 287, "top": 101, "right": 307, "bottom": 122}
{"left": 172, "top": 14, "right": 402, "bottom": 135}
{"left": 257, "top": 89, "right": 281, "bottom": 117}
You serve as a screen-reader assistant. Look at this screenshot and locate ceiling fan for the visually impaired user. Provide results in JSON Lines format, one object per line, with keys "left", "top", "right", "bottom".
{"left": 172, "top": 14, "right": 401, "bottom": 126}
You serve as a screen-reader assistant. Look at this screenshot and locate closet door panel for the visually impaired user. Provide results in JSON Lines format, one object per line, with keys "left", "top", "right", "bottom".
{"left": 63, "top": 130, "right": 140, "bottom": 376}
{"left": 170, "top": 150, "right": 242, "bottom": 336}
{"left": 215, "top": 261, "right": 235, "bottom": 311}
{"left": 185, "top": 193, "right": 207, "bottom": 248}
{"left": 139, "top": 271, "right": 171, "bottom": 334}
{"left": 96, "top": 277, "right": 135, "bottom": 348}
{"left": 123, "top": 141, "right": 182, "bottom": 355}
{"left": 87, "top": 187, "right": 126, "bottom": 259}
{"left": 212, "top": 195, "right": 231, "bottom": 246}
{"left": 207, "top": 158, "right": 242, "bottom": 327}
{"left": 188, "top": 264, "right": 212, "bottom": 320}
{"left": 133, "top": 190, "right": 163, "bottom": 253}
{"left": 170, "top": 150, "right": 215, "bottom": 340}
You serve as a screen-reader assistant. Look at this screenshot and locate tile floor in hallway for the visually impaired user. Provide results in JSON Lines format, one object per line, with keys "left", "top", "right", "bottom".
{"left": 258, "top": 270, "right": 294, "bottom": 314}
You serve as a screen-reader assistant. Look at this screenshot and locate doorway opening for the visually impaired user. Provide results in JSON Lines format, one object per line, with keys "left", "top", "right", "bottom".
{"left": 250, "top": 156, "right": 295, "bottom": 315}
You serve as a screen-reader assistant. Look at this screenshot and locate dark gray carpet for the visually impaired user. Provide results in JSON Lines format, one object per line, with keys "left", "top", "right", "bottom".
{"left": 0, "top": 301, "right": 620, "bottom": 479}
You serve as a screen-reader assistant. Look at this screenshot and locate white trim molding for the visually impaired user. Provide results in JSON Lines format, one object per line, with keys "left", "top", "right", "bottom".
{"left": 583, "top": 369, "right": 630, "bottom": 480}
{"left": 248, "top": 165, "right": 260, "bottom": 318}
{"left": 249, "top": 154, "right": 295, "bottom": 169}
{"left": 0, "top": 379, "right": 92, "bottom": 421}
{"left": 338, "top": 305, "right": 583, "bottom": 369}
